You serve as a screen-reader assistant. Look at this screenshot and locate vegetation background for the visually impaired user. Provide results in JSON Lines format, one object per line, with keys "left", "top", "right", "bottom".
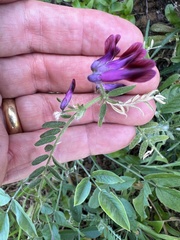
{"left": 0, "top": 0, "right": 180, "bottom": 239}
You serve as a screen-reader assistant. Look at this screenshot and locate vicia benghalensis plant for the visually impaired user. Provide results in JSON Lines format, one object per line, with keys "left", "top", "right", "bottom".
{"left": 56, "top": 34, "right": 164, "bottom": 120}
{"left": 34, "top": 34, "right": 165, "bottom": 173}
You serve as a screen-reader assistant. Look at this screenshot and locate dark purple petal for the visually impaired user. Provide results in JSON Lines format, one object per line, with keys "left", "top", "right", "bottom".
{"left": 126, "top": 59, "right": 156, "bottom": 69}
{"left": 104, "top": 34, "right": 121, "bottom": 56}
{"left": 60, "top": 79, "right": 76, "bottom": 111}
{"left": 101, "top": 68, "right": 156, "bottom": 83}
{"left": 90, "top": 34, "right": 121, "bottom": 71}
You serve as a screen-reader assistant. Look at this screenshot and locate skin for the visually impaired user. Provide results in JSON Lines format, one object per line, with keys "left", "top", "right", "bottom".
{"left": 0, "top": 0, "right": 160, "bottom": 185}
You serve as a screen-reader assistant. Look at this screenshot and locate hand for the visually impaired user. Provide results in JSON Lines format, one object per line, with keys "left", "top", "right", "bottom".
{"left": 0, "top": 0, "right": 159, "bottom": 185}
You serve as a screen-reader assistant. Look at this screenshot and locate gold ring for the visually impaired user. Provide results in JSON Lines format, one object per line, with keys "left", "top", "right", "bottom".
{"left": 2, "top": 99, "right": 22, "bottom": 134}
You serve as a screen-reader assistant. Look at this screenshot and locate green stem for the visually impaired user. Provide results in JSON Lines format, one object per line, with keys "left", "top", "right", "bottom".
{"left": 104, "top": 154, "right": 145, "bottom": 180}
{"left": 77, "top": 160, "right": 101, "bottom": 190}
{"left": 55, "top": 180, "right": 63, "bottom": 212}
{"left": 46, "top": 114, "right": 76, "bottom": 167}
{"left": 83, "top": 95, "right": 101, "bottom": 109}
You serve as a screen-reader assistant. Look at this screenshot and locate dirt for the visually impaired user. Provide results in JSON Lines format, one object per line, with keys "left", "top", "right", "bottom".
{"left": 134, "top": 0, "right": 178, "bottom": 33}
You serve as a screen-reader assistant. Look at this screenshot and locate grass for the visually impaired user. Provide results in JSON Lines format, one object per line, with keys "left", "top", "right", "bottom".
{"left": 1, "top": 0, "right": 180, "bottom": 239}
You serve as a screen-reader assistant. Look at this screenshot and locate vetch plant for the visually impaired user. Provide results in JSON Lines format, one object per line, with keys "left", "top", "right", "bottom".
{"left": 29, "top": 34, "right": 165, "bottom": 230}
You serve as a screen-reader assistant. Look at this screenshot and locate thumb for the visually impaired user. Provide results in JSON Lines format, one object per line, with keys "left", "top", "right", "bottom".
{"left": 0, "top": 96, "right": 9, "bottom": 185}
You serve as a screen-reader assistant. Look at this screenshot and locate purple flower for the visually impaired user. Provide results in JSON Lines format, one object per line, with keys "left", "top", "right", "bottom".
{"left": 88, "top": 34, "right": 156, "bottom": 90}
{"left": 60, "top": 79, "right": 76, "bottom": 111}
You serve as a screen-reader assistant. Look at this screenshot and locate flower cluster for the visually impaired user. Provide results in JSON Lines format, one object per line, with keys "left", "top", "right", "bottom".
{"left": 60, "top": 34, "right": 156, "bottom": 111}
{"left": 88, "top": 34, "right": 156, "bottom": 91}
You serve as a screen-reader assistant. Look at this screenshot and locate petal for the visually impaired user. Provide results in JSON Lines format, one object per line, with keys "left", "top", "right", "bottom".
{"left": 87, "top": 73, "right": 101, "bottom": 83}
{"left": 127, "top": 59, "right": 156, "bottom": 69}
{"left": 104, "top": 34, "right": 121, "bottom": 57}
{"left": 100, "top": 83, "right": 125, "bottom": 91}
{"left": 60, "top": 79, "right": 76, "bottom": 111}
{"left": 100, "top": 68, "right": 156, "bottom": 83}
{"left": 91, "top": 34, "right": 121, "bottom": 71}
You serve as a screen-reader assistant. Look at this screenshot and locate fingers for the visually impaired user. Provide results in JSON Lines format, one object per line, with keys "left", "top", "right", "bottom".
{"left": 0, "top": 54, "right": 160, "bottom": 98}
{"left": 0, "top": 0, "right": 143, "bottom": 57}
{"left": 0, "top": 96, "right": 9, "bottom": 185}
{"left": 3, "top": 124, "right": 136, "bottom": 184}
{"left": 15, "top": 93, "right": 156, "bottom": 132}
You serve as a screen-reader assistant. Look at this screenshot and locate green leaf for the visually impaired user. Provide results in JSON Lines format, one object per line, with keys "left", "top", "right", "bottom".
{"left": 165, "top": 4, "right": 180, "bottom": 27}
{"left": 70, "top": 198, "right": 82, "bottom": 223}
{"left": 44, "top": 176, "right": 58, "bottom": 191}
{"left": 139, "top": 140, "right": 148, "bottom": 159}
{"left": 47, "top": 166, "right": 63, "bottom": 180}
{"left": 11, "top": 199, "right": 37, "bottom": 237}
{"left": 98, "top": 103, "right": 107, "bottom": 127}
{"left": 147, "top": 221, "right": 164, "bottom": 234}
{"left": 0, "top": 212, "right": 9, "bottom": 240}
{"left": 138, "top": 222, "right": 180, "bottom": 240}
{"left": 159, "top": 85, "right": 180, "bottom": 113}
{"left": 88, "top": 188, "right": 100, "bottom": 209}
{"left": 44, "top": 144, "right": 53, "bottom": 152}
{"left": 74, "top": 177, "right": 91, "bottom": 206}
{"left": 110, "top": 2, "right": 123, "bottom": 12}
{"left": 42, "top": 121, "right": 65, "bottom": 128}
{"left": 32, "top": 154, "right": 49, "bottom": 165}
{"left": 110, "top": 176, "right": 136, "bottom": 191}
{"left": 133, "top": 182, "right": 152, "bottom": 220}
{"left": 28, "top": 178, "right": 41, "bottom": 188}
{"left": 54, "top": 211, "right": 70, "bottom": 227}
{"left": 145, "top": 173, "right": 180, "bottom": 187}
{"left": 98, "top": 190, "right": 130, "bottom": 230}
{"left": 108, "top": 85, "right": 135, "bottom": 97}
{"left": 150, "top": 135, "right": 169, "bottom": 144}
{"left": 129, "top": 134, "right": 141, "bottom": 149}
{"left": 120, "top": 198, "right": 137, "bottom": 231}
{"left": 41, "top": 203, "right": 53, "bottom": 215}
{"left": 51, "top": 224, "right": 61, "bottom": 240}
{"left": 60, "top": 114, "right": 72, "bottom": 119}
{"left": 0, "top": 189, "right": 11, "bottom": 206}
{"left": 156, "top": 187, "right": 180, "bottom": 212}
{"left": 92, "top": 170, "right": 124, "bottom": 184}
{"left": 28, "top": 166, "right": 45, "bottom": 179}
{"left": 40, "top": 128, "right": 60, "bottom": 138}
{"left": 81, "top": 226, "right": 101, "bottom": 239}
{"left": 159, "top": 74, "right": 180, "bottom": 91}
{"left": 52, "top": 156, "right": 67, "bottom": 170}
{"left": 35, "top": 135, "right": 56, "bottom": 146}
{"left": 151, "top": 23, "right": 174, "bottom": 33}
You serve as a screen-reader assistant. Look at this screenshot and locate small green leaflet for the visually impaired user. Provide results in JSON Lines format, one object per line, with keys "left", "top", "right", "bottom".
{"left": 47, "top": 166, "right": 63, "bottom": 180}
{"left": 40, "top": 128, "right": 60, "bottom": 138}
{"left": 32, "top": 154, "right": 49, "bottom": 166}
{"left": 159, "top": 85, "right": 180, "bottom": 114}
{"left": 28, "top": 166, "right": 45, "bottom": 179}
{"left": 0, "top": 188, "right": 11, "bottom": 206}
{"left": 74, "top": 177, "right": 91, "bottom": 206}
{"left": 145, "top": 173, "right": 180, "bottom": 187}
{"left": 92, "top": 170, "right": 124, "bottom": 184}
{"left": 133, "top": 182, "right": 152, "bottom": 220}
{"left": 35, "top": 135, "right": 56, "bottom": 147}
{"left": 42, "top": 121, "right": 65, "bottom": 128}
{"left": 98, "top": 103, "right": 107, "bottom": 127}
{"left": 98, "top": 190, "right": 130, "bottom": 230}
{"left": 0, "top": 212, "right": 9, "bottom": 240}
{"left": 108, "top": 85, "right": 135, "bottom": 97}
{"left": 11, "top": 199, "right": 37, "bottom": 237}
{"left": 156, "top": 187, "right": 180, "bottom": 212}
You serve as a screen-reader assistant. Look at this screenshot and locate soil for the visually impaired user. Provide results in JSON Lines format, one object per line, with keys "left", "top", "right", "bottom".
{"left": 133, "top": 0, "right": 176, "bottom": 33}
